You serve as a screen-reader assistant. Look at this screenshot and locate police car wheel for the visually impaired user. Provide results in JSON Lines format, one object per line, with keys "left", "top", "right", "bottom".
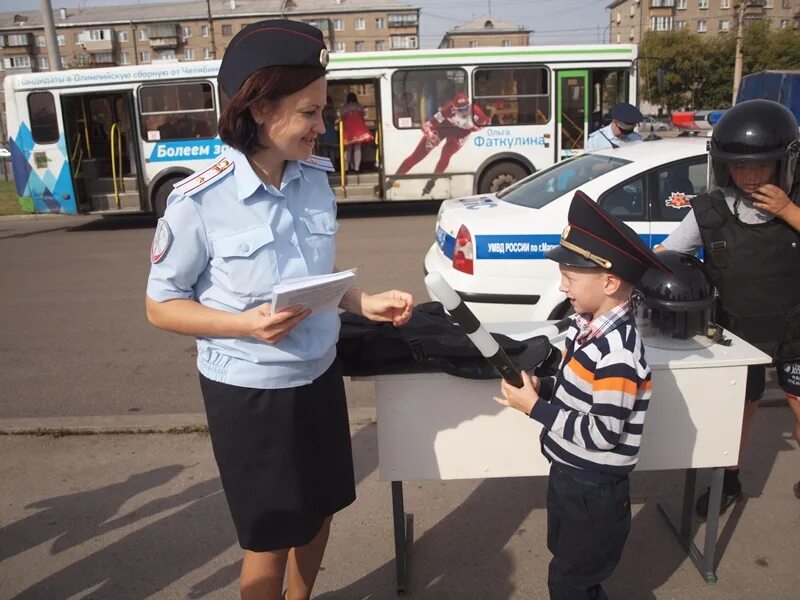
{"left": 154, "top": 177, "right": 182, "bottom": 218}
{"left": 479, "top": 162, "right": 529, "bottom": 194}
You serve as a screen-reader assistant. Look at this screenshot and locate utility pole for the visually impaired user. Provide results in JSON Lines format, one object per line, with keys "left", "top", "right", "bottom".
{"left": 131, "top": 22, "right": 140, "bottom": 65}
{"left": 732, "top": 0, "right": 747, "bottom": 105}
{"left": 206, "top": 0, "right": 217, "bottom": 59}
{"left": 40, "top": 0, "right": 63, "bottom": 71}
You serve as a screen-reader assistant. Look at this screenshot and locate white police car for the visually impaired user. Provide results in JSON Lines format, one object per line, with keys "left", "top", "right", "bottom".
{"left": 423, "top": 137, "right": 709, "bottom": 323}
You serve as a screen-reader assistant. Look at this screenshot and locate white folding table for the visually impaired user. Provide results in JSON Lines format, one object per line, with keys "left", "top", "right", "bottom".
{"left": 358, "top": 323, "right": 771, "bottom": 592}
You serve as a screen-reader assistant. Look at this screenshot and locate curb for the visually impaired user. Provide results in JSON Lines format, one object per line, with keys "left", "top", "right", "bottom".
{"left": 0, "top": 408, "right": 378, "bottom": 436}
{"left": 0, "top": 213, "right": 68, "bottom": 221}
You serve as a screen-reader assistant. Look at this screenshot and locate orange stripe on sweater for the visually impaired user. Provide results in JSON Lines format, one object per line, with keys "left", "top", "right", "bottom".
{"left": 593, "top": 376, "right": 637, "bottom": 396}
{"left": 567, "top": 357, "right": 595, "bottom": 385}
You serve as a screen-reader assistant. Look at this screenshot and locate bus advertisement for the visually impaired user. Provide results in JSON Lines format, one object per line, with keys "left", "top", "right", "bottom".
{"left": 3, "top": 44, "right": 637, "bottom": 216}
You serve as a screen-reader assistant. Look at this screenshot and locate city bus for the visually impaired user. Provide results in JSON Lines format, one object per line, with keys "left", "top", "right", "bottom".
{"left": 3, "top": 44, "right": 637, "bottom": 216}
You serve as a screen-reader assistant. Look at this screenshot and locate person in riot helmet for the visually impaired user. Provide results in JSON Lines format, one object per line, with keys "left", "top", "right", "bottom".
{"left": 655, "top": 98, "right": 800, "bottom": 515}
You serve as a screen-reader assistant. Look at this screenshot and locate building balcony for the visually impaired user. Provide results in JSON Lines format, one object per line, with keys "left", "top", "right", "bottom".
{"left": 387, "top": 16, "right": 419, "bottom": 28}
{"left": 77, "top": 29, "right": 116, "bottom": 53}
{"left": 649, "top": 7, "right": 675, "bottom": 16}
{"left": 149, "top": 37, "right": 180, "bottom": 49}
{"left": 0, "top": 32, "right": 34, "bottom": 48}
{"left": 82, "top": 39, "right": 115, "bottom": 53}
{"left": 148, "top": 22, "right": 180, "bottom": 48}
{"left": 3, "top": 60, "right": 33, "bottom": 73}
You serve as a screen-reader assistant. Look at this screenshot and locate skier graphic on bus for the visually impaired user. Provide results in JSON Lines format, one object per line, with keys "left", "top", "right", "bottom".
{"left": 395, "top": 92, "right": 491, "bottom": 195}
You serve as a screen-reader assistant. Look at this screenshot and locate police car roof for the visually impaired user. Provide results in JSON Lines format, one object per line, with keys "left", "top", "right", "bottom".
{"left": 591, "top": 137, "right": 708, "bottom": 166}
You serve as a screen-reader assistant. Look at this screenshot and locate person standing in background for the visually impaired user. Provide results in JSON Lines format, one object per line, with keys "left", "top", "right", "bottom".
{"left": 340, "top": 92, "right": 373, "bottom": 173}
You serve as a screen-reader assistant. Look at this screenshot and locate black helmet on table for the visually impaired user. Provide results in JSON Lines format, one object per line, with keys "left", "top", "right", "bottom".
{"left": 634, "top": 251, "right": 718, "bottom": 349}
{"left": 709, "top": 99, "right": 800, "bottom": 193}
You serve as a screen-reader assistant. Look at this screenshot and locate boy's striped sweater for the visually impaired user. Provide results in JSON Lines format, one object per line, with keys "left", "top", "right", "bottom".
{"left": 530, "top": 313, "right": 651, "bottom": 475}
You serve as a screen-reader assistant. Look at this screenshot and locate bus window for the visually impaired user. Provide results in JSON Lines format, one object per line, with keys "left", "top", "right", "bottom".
{"left": 28, "top": 92, "right": 60, "bottom": 144}
{"left": 391, "top": 69, "right": 467, "bottom": 128}
{"left": 590, "top": 69, "right": 630, "bottom": 131}
{"left": 138, "top": 81, "right": 217, "bottom": 141}
{"left": 473, "top": 67, "right": 550, "bottom": 126}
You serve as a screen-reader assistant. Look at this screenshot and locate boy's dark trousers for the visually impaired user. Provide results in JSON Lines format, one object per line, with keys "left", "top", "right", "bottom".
{"left": 546, "top": 463, "right": 632, "bottom": 600}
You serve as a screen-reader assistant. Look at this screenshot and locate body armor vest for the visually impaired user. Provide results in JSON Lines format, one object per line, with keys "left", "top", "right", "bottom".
{"left": 693, "top": 190, "right": 800, "bottom": 355}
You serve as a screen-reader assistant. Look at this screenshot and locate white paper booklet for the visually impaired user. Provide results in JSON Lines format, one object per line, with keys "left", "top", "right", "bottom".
{"left": 271, "top": 268, "right": 357, "bottom": 314}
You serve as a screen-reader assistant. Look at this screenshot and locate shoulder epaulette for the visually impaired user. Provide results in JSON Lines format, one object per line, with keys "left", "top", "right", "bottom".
{"left": 174, "top": 156, "right": 235, "bottom": 196}
{"left": 299, "top": 154, "right": 335, "bottom": 172}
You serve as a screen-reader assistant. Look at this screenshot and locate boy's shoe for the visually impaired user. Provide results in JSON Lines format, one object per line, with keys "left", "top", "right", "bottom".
{"left": 695, "top": 469, "right": 743, "bottom": 519}
{"left": 794, "top": 480, "right": 800, "bottom": 499}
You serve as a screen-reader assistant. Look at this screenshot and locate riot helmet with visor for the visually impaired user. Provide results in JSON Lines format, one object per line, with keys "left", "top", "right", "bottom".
{"left": 634, "top": 251, "right": 719, "bottom": 350}
{"left": 708, "top": 99, "right": 800, "bottom": 194}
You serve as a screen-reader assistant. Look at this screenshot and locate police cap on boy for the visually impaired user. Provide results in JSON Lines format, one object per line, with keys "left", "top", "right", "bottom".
{"left": 546, "top": 189, "right": 668, "bottom": 282}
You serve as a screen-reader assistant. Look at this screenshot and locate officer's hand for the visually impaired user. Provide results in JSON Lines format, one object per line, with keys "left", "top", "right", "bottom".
{"left": 361, "top": 290, "right": 413, "bottom": 327}
{"left": 243, "top": 303, "right": 311, "bottom": 345}
{"left": 751, "top": 184, "right": 793, "bottom": 218}
{"left": 494, "top": 370, "right": 539, "bottom": 415}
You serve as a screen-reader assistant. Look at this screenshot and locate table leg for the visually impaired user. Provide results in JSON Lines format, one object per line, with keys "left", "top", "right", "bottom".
{"left": 391, "top": 481, "right": 414, "bottom": 593}
{"left": 699, "top": 467, "right": 724, "bottom": 583}
{"left": 657, "top": 468, "right": 720, "bottom": 584}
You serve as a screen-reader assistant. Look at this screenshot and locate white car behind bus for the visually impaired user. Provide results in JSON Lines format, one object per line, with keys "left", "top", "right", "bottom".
{"left": 423, "top": 137, "right": 709, "bottom": 323}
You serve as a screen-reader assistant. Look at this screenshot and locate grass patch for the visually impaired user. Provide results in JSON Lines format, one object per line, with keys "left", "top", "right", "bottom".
{"left": 0, "top": 179, "right": 24, "bottom": 217}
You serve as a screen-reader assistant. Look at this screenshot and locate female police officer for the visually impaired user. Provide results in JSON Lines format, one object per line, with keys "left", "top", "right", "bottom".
{"left": 145, "top": 20, "right": 413, "bottom": 600}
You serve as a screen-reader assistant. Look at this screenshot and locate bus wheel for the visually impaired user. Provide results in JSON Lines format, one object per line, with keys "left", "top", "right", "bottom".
{"left": 154, "top": 178, "right": 181, "bottom": 218}
{"left": 478, "top": 162, "right": 529, "bottom": 194}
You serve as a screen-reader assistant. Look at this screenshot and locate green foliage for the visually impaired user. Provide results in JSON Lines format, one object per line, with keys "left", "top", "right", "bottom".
{"left": 639, "top": 24, "right": 800, "bottom": 111}
{"left": 0, "top": 180, "right": 26, "bottom": 216}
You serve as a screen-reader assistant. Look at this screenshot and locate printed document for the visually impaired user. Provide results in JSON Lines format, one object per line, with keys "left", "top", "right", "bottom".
{"left": 271, "top": 269, "right": 357, "bottom": 314}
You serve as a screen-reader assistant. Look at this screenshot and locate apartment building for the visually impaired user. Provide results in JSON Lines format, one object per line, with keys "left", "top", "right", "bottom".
{"left": 608, "top": 0, "right": 800, "bottom": 45}
{"left": 438, "top": 15, "right": 531, "bottom": 48}
{"left": 0, "top": 0, "right": 419, "bottom": 73}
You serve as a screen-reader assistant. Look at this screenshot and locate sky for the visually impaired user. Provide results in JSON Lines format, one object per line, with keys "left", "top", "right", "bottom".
{"left": 3, "top": 0, "right": 613, "bottom": 48}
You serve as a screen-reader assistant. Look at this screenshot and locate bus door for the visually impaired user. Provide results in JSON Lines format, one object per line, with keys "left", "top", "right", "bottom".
{"left": 324, "top": 78, "right": 383, "bottom": 202}
{"left": 556, "top": 70, "right": 589, "bottom": 161}
{"left": 61, "top": 91, "right": 143, "bottom": 212}
{"left": 18, "top": 90, "right": 78, "bottom": 214}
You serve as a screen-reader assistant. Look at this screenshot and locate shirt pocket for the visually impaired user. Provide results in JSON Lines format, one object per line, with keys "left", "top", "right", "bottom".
{"left": 299, "top": 209, "right": 338, "bottom": 274}
{"left": 211, "top": 226, "right": 279, "bottom": 302}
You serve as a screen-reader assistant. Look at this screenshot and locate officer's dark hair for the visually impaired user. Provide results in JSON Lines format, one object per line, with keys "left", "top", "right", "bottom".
{"left": 218, "top": 66, "right": 326, "bottom": 155}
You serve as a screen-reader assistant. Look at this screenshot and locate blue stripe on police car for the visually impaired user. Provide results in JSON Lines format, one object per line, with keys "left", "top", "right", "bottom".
{"left": 436, "top": 227, "right": 456, "bottom": 259}
{"left": 438, "top": 228, "right": 674, "bottom": 262}
{"left": 476, "top": 235, "right": 562, "bottom": 260}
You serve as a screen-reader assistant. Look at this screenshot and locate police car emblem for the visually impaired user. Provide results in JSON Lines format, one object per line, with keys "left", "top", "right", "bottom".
{"left": 151, "top": 218, "right": 173, "bottom": 264}
{"left": 665, "top": 192, "right": 693, "bottom": 209}
{"left": 319, "top": 48, "right": 329, "bottom": 68}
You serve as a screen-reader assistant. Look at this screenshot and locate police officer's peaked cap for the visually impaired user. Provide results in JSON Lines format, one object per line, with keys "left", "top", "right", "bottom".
{"left": 218, "top": 19, "right": 328, "bottom": 98}
{"left": 610, "top": 102, "right": 643, "bottom": 127}
{"left": 546, "top": 190, "right": 670, "bottom": 284}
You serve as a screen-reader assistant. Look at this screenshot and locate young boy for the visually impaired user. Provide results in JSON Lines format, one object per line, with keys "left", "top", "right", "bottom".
{"left": 496, "top": 190, "right": 670, "bottom": 600}
{"left": 655, "top": 99, "right": 800, "bottom": 515}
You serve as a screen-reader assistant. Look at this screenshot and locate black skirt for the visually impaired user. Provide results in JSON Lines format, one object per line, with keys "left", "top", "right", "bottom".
{"left": 199, "top": 360, "right": 356, "bottom": 552}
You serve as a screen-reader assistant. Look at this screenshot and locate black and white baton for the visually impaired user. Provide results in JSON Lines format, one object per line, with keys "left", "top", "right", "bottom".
{"left": 425, "top": 272, "right": 526, "bottom": 387}
{"left": 425, "top": 272, "right": 573, "bottom": 389}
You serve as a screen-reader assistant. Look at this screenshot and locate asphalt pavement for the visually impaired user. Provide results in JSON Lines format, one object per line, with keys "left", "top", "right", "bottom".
{"left": 1, "top": 212, "right": 799, "bottom": 599}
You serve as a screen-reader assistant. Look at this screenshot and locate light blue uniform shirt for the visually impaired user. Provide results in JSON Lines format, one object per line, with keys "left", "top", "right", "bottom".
{"left": 146, "top": 148, "right": 339, "bottom": 389}
{"left": 586, "top": 124, "right": 642, "bottom": 152}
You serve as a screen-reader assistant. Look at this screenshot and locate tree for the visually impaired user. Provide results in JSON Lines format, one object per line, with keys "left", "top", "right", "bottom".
{"left": 639, "top": 24, "right": 800, "bottom": 112}
{"left": 639, "top": 31, "right": 710, "bottom": 111}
